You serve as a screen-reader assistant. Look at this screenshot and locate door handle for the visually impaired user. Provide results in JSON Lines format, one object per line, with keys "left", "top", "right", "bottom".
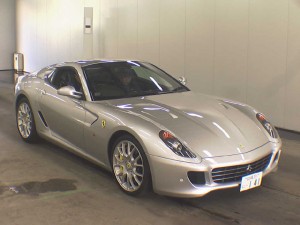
{"left": 41, "top": 90, "right": 46, "bottom": 95}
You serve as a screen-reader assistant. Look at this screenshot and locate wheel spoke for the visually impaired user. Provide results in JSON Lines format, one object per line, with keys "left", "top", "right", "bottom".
{"left": 20, "top": 104, "right": 25, "bottom": 114}
{"left": 127, "top": 173, "right": 136, "bottom": 190}
{"left": 121, "top": 143, "right": 127, "bottom": 156}
{"left": 127, "top": 142, "right": 132, "bottom": 156}
{"left": 120, "top": 173, "right": 127, "bottom": 186}
{"left": 117, "top": 146, "right": 123, "bottom": 155}
{"left": 20, "top": 124, "right": 24, "bottom": 133}
{"left": 133, "top": 174, "right": 142, "bottom": 185}
{"left": 133, "top": 169, "right": 143, "bottom": 177}
{"left": 134, "top": 155, "right": 141, "bottom": 164}
{"left": 113, "top": 164, "right": 121, "bottom": 169}
{"left": 18, "top": 111, "right": 22, "bottom": 118}
{"left": 23, "top": 105, "right": 28, "bottom": 114}
{"left": 129, "top": 146, "right": 136, "bottom": 158}
{"left": 25, "top": 104, "right": 29, "bottom": 113}
{"left": 134, "top": 163, "right": 143, "bottom": 168}
{"left": 24, "top": 126, "right": 27, "bottom": 135}
{"left": 18, "top": 118, "right": 23, "bottom": 126}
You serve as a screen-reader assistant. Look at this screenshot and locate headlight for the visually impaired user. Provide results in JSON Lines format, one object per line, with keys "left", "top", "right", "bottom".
{"left": 159, "top": 130, "right": 196, "bottom": 158}
{"left": 256, "top": 113, "right": 278, "bottom": 138}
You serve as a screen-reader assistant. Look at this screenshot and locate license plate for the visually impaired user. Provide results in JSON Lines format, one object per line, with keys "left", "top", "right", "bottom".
{"left": 240, "top": 171, "right": 263, "bottom": 192}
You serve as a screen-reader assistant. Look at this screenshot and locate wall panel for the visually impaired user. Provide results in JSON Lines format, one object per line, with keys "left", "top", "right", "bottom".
{"left": 57, "top": 0, "right": 72, "bottom": 61}
{"left": 159, "top": 0, "right": 185, "bottom": 78}
{"left": 213, "top": 0, "right": 248, "bottom": 102}
{"left": 46, "top": 0, "right": 59, "bottom": 66}
{"left": 69, "top": 0, "right": 84, "bottom": 61}
{"left": 137, "top": 0, "right": 160, "bottom": 65}
{"left": 185, "top": 0, "right": 214, "bottom": 94}
{"left": 117, "top": 0, "right": 138, "bottom": 59}
{"left": 17, "top": 0, "right": 38, "bottom": 71}
{"left": 247, "top": 0, "right": 288, "bottom": 127}
{"left": 0, "top": 0, "right": 16, "bottom": 69}
{"left": 285, "top": 0, "right": 300, "bottom": 130}
{"left": 83, "top": 0, "right": 100, "bottom": 59}
{"left": 99, "top": 0, "right": 118, "bottom": 58}
{"left": 36, "top": 0, "right": 47, "bottom": 68}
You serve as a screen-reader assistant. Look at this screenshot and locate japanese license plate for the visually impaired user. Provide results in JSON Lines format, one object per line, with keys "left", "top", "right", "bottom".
{"left": 240, "top": 171, "right": 263, "bottom": 192}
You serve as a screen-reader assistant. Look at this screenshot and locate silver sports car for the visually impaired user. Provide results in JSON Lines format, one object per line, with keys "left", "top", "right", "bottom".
{"left": 15, "top": 60, "right": 282, "bottom": 197}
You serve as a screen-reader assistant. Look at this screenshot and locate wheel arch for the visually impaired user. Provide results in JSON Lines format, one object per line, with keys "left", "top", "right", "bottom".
{"left": 15, "top": 93, "right": 28, "bottom": 110}
{"left": 108, "top": 130, "right": 137, "bottom": 165}
{"left": 107, "top": 129, "right": 153, "bottom": 170}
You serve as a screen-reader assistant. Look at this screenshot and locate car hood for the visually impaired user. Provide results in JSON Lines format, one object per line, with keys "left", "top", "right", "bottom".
{"left": 106, "top": 91, "right": 269, "bottom": 158}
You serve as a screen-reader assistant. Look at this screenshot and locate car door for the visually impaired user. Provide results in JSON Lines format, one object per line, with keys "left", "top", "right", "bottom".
{"left": 38, "top": 66, "right": 85, "bottom": 149}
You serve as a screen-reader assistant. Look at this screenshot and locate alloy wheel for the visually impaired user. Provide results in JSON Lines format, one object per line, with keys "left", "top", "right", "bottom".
{"left": 17, "top": 102, "right": 33, "bottom": 138}
{"left": 112, "top": 140, "right": 144, "bottom": 192}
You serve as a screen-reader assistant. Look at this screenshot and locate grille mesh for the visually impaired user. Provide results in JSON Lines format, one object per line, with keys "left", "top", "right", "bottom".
{"left": 212, "top": 154, "right": 272, "bottom": 184}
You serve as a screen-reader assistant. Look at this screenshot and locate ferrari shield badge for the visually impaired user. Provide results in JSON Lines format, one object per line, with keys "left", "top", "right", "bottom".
{"left": 239, "top": 144, "right": 245, "bottom": 149}
{"left": 102, "top": 119, "right": 106, "bottom": 128}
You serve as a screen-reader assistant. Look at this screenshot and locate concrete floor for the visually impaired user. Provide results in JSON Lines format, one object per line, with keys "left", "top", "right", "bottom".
{"left": 0, "top": 71, "right": 299, "bottom": 225}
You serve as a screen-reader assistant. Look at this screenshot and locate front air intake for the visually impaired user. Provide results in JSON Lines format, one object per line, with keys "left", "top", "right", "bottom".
{"left": 212, "top": 154, "right": 272, "bottom": 184}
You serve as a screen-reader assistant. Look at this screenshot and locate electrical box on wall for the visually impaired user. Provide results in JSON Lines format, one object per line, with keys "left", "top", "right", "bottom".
{"left": 14, "top": 53, "right": 24, "bottom": 72}
{"left": 84, "top": 7, "right": 93, "bottom": 34}
{"left": 85, "top": 17, "right": 92, "bottom": 33}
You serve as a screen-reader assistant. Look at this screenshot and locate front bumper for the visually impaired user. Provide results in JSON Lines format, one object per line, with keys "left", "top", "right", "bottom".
{"left": 148, "top": 141, "right": 281, "bottom": 198}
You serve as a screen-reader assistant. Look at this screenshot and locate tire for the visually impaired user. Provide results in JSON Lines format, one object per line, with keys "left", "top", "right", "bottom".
{"left": 111, "top": 135, "right": 151, "bottom": 196}
{"left": 16, "top": 98, "right": 38, "bottom": 143}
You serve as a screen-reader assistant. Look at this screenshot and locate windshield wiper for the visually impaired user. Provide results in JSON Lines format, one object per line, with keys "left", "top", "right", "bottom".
{"left": 171, "top": 86, "right": 188, "bottom": 93}
{"left": 140, "top": 90, "right": 167, "bottom": 96}
{"left": 141, "top": 87, "right": 186, "bottom": 96}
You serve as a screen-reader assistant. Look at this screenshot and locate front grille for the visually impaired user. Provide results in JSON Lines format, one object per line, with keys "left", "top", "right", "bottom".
{"left": 212, "top": 154, "right": 272, "bottom": 184}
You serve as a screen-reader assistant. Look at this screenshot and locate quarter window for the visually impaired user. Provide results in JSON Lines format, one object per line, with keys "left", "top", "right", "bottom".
{"left": 50, "top": 67, "right": 82, "bottom": 92}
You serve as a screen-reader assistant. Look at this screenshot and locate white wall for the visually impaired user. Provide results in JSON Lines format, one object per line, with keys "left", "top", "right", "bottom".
{"left": 286, "top": 0, "right": 300, "bottom": 131}
{"left": 16, "top": 0, "right": 101, "bottom": 72}
{"left": 16, "top": 0, "right": 300, "bottom": 132}
{"left": 0, "top": 0, "right": 16, "bottom": 70}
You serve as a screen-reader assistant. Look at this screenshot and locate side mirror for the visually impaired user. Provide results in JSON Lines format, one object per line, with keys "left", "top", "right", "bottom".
{"left": 178, "top": 76, "right": 187, "bottom": 85}
{"left": 57, "top": 86, "right": 83, "bottom": 99}
{"left": 44, "top": 74, "right": 50, "bottom": 83}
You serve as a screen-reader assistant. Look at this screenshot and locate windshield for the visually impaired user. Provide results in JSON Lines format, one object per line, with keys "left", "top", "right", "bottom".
{"left": 83, "top": 61, "right": 189, "bottom": 101}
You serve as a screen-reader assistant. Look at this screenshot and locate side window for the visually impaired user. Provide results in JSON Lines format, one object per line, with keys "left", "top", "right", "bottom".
{"left": 50, "top": 67, "right": 82, "bottom": 92}
{"left": 50, "top": 69, "right": 68, "bottom": 89}
{"left": 37, "top": 68, "right": 54, "bottom": 79}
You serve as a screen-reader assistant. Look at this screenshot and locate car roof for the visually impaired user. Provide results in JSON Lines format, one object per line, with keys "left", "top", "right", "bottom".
{"left": 74, "top": 59, "right": 140, "bottom": 67}
{"left": 43, "top": 59, "right": 143, "bottom": 72}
